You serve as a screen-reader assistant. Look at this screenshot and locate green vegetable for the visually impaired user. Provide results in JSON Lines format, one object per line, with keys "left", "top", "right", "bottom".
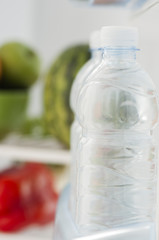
{"left": 0, "top": 91, "right": 28, "bottom": 137}
{"left": 0, "top": 42, "right": 40, "bottom": 89}
{"left": 44, "top": 44, "right": 90, "bottom": 148}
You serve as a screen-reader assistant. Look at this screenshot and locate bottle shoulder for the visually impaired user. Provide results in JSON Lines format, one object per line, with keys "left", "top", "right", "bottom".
{"left": 70, "top": 58, "right": 102, "bottom": 111}
{"left": 75, "top": 57, "right": 101, "bottom": 79}
{"left": 84, "top": 61, "right": 157, "bottom": 97}
{"left": 76, "top": 61, "right": 159, "bottom": 132}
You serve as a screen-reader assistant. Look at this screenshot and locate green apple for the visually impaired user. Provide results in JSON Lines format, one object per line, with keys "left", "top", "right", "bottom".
{"left": 0, "top": 59, "right": 2, "bottom": 81}
{"left": 0, "top": 42, "right": 41, "bottom": 89}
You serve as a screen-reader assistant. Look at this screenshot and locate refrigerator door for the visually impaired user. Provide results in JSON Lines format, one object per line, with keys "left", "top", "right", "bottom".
{"left": 53, "top": 185, "right": 80, "bottom": 240}
{"left": 74, "top": 223, "right": 155, "bottom": 240}
{"left": 54, "top": 185, "right": 156, "bottom": 240}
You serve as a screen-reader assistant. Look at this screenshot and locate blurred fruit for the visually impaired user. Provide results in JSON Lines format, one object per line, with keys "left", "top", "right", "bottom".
{"left": 0, "top": 194, "right": 58, "bottom": 232}
{"left": 22, "top": 117, "right": 47, "bottom": 137}
{"left": 0, "top": 206, "right": 30, "bottom": 232}
{"left": 0, "top": 163, "right": 56, "bottom": 214}
{"left": 0, "top": 163, "right": 58, "bottom": 232}
{"left": 32, "top": 192, "right": 58, "bottom": 225}
{"left": 44, "top": 44, "right": 90, "bottom": 148}
{"left": 0, "top": 90, "right": 28, "bottom": 138}
{"left": 0, "top": 42, "right": 40, "bottom": 89}
{"left": 0, "top": 59, "right": 2, "bottom": 81}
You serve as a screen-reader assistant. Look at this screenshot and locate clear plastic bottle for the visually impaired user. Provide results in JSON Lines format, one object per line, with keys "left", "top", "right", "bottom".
{"left": 70, "top": 30, "right": 102, "bottom": 218}
{"left": 70, "top": 30, "right": 102, "bottom": 112}
{"left": 75, "top": 26, "right": 159, "bottom": 235}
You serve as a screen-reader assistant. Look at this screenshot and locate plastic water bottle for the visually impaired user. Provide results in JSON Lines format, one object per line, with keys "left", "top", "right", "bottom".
{"left": 75, "top": 26, "right": 159, "bottom": 235}
{"left": 70, "top": 30, "right": 102, "bottom": 218}
{"left": 70, "top": 30, "right": 102, "bottom": 112}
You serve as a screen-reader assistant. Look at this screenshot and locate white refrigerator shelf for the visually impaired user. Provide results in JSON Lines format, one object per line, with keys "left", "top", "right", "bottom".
{"left": 0, "top": 224, "right": 54, "bottom": 240}
{"left": 0, "top": 134, "right": 70, "bottom": 165}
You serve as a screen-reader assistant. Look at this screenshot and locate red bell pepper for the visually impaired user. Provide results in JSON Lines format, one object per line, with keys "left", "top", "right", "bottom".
{"left": 0, "top": 163, "right": 58, "bottom": 232}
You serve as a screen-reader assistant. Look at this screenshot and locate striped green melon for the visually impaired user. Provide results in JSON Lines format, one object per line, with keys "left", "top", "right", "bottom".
{"left": 44, "top": 44, "right": 90, "bottom": 148}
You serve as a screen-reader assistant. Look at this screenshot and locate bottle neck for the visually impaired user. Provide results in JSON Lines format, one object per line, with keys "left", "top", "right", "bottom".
{"left": 103, "top": 47, "right": 138, "bottom": 67}
{"left": 90, "top": 48, "right": 102, "bottom": 59}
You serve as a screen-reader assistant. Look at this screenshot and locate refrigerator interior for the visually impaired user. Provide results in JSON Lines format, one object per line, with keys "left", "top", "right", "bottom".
{"left": 0, "top": 0, "right": 159, "bottom": 239}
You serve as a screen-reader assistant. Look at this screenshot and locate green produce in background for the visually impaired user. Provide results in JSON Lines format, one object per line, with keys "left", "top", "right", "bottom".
{"left": 0, "top": 41, "right": 41, "bottom": 138}
{"left": 0, "top": 42, "right": 41, "bottom": 89}
{"left": 0, "top": 91, "right": 28, "bottom": 138}
{"left": 44, "top": 44, "right": 90, "bottom": 148}
{"left": 0, "top": 59, "right": 2, "bottom": 81}
{"left": 22, "top": 117, "right": 47, "bottom": 138}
